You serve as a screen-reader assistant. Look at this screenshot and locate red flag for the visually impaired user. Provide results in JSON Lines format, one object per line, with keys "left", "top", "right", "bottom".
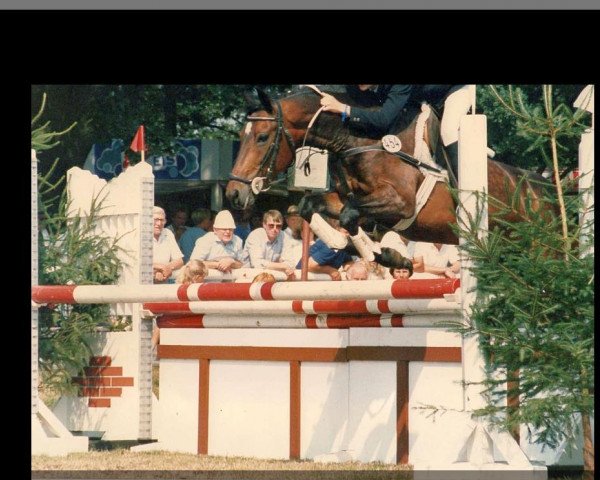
{"left": 130, "top": 125, "right": 145, "bottom": 152}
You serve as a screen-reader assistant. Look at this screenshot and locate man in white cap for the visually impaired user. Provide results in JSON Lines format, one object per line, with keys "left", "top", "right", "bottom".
{"left": 190, "top": 209, "right": 244, "bottom": 273}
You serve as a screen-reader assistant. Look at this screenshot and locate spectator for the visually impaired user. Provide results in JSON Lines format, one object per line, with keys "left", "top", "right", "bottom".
{"left": 344, "top": 260, "right": 370, "bottom": 281}
{"left": 281, "top": 205, "right": 311, "bottom": 275}
{"left": 242, "top": 209, "right": 294, "bottom": 278}
{"left": 166, "top": 205, "right": 189, "bottom": 243}
{"left": 189, "top": 209, "right": 244, "bottom": 273}
{"left": 252, "top": 272, "right": 277, "bottom": 283}
{"left": 283, "top": 205, "right": 303, "bottom": 240}
{"left": 152, "top": 259, "right": 208, "bottom": 350}
{"left": 389, "top": 257, "right": 414, "bottom": 280}
{"left": 367, "top": 260, "right": 387, "bottom": 280}
{"left": 412, "top": 242, "right": 460, "bottom": 279}
{"left": 179, "top": 208, "right": 212, "bottom": 262}
{"left": 152, "top": 206, "right": 184, "bottom": 284}
{"left": 297, "top": 234, "right": 353, "bottom": 281}
{"left": 233, "top": 209, "right": 252, "bottom": 243}
{"left": 176, "top": 259, "right": 209, "bottom": 283}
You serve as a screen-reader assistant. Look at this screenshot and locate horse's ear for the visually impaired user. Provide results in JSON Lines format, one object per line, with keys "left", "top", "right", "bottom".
{"left": 256, "top": 88, "right": 274, "bottom": 114}
{"left": 243, "top": 88, "right": 262, "bottom": 113}
{"left": 243, "top": 87, "right": 273, "bottom": 114}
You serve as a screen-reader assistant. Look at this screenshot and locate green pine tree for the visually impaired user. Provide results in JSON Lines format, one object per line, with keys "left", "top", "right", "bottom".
{"left": 453, "top": 85, "right": 594, "bottom": 475}
{"left": 34, "top": 93, "right": 125, "bottom": 398}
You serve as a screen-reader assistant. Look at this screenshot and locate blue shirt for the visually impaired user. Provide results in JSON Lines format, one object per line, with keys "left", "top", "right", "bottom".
{"left": 179, "top": 226, "right": 207, "bottom": 263}
{"left": 234, "top": 224, "right": 252, "bottom": 243}
{"left": 296, "top": 239, "right": 353, "bottom": 269}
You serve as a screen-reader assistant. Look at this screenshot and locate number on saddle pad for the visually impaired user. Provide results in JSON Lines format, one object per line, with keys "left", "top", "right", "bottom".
{"left": 382, "top": 135, "right": 402, "bottom": 153}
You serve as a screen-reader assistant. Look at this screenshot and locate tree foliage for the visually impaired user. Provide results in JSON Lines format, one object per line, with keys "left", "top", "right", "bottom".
{"left": 31, "top": 84, "right": 292, "bottom": 187}
{"left": 454, "top": 85, "right": 594, "bottom": 468}
{"left": 477, "top": 84, "right": 586, "bottom": 173}
{"left": 34, "top": 95, "right": 124, "bottom": 395}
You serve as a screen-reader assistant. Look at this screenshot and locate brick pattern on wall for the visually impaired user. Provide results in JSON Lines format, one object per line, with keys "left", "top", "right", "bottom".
{"left": 72, "top": 356, "right": 134, "bottom": 408}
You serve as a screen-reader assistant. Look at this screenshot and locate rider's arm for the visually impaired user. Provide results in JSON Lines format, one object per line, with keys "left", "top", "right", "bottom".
{"left": 346, "top": 85, "right": 414, "bottom": 136}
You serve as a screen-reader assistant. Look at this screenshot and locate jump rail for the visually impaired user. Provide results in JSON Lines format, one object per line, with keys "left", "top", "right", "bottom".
{"left": 142, "top": 296, "right": 460, "bottom": 316}
{"left": 156, "top": 313, "right": 458, "bottom": 329}
{"left": 32, "top": 278, "right": 460, "bottom": 305}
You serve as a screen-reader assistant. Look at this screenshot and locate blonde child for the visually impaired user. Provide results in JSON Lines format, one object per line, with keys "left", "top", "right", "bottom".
{"left": 152, "top": 260, "right": 208, "bottom": 350}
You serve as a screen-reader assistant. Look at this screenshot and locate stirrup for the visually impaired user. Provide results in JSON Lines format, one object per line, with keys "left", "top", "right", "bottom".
{"left": 309, "top": 213, "right": 348, "bottom": 249}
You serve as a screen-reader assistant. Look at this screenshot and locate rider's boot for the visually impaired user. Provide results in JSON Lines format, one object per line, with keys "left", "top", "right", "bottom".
{"left": 446, "top": 141, "right": 459, "bottom": 187}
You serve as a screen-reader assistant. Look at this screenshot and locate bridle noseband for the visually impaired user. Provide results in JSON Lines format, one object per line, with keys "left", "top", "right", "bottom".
{"left": 229, "top": 100, "right": 296, "bottom": 194}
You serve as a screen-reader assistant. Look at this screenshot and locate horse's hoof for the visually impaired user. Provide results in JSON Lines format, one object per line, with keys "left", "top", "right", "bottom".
{"left": 376, "top": 247, "right": 408, "bottom": 268}
{"left": 339, "top": 206, "right": 361, "bottom": 236}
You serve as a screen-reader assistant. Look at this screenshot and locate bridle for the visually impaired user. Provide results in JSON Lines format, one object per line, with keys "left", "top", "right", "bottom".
{"left": 228, "top": 100, "right": 296, "bottom": 195}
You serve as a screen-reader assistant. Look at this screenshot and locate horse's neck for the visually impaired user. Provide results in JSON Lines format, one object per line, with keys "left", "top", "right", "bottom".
{"left": 288, "top": 91, "right": 434, "bottom": 156}
{"left": 285, "top": 92, "right": 375, "bottom": 153}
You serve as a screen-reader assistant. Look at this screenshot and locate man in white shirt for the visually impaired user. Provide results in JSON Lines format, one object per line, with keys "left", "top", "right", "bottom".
{"left": 242, "top": 210, "right": 294, "bottom": 278}
{"left": 152, "top": 206, "right": 184, "bottom": 284}
{"left": 190, "top": 210, "right": 244, "bottom": 273}
{"left": 412, "top": 242, "right": 460, "bottom": 279}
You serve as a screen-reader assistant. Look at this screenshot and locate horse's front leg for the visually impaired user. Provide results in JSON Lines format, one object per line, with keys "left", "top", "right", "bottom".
{"left": 339, "top": 185, "right": 416, "bottom": 263}
{"left": 299, "top": 192, "right": 350, "bottom": 250}
{"left": 298, "top": 192, "right": 342, "bottom": 226}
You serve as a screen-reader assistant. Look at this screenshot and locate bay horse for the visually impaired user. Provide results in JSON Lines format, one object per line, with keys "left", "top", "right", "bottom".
{"left": 226, "top": 86, "right": 553, "bottom": 254}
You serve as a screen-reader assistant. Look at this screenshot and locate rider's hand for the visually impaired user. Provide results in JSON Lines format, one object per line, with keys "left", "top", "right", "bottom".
{"left": 320, "top": 94, "right": 345, "bottom": 114}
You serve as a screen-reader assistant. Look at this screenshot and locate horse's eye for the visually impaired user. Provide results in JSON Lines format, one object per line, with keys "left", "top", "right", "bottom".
{"left": 256, "top": 133, "right": 270, "bottom": 144}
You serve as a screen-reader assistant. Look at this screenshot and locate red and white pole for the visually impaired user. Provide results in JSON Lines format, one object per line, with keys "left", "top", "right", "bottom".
{"left": 155, "top": 313, "right": 454, "bottom": 329}
{"left": 32, "top": 278, "right": 460, "bottom": 305}
{"left": 142, "top": 296, "right": 459, "bottom": 316}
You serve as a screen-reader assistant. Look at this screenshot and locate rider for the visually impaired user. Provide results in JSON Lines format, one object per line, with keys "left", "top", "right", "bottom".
{"left": 320, "top": 84, "right": 471, "bottom": 181}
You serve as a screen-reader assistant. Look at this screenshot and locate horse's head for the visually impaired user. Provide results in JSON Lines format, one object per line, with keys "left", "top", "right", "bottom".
{"left": 226, "top": 88, "right": 300, "bottom": 210}
{"left": 226, "top": 85, "right": 382, "bottom": 211}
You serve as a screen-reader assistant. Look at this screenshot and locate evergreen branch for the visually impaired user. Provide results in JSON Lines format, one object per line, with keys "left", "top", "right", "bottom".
{"left": 32, "top": 92, "right": 47, "bottom": 126}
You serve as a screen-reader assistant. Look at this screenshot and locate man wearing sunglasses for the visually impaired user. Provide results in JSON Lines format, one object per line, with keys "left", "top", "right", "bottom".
{"left": 242, "top": 209, "right": 295, "bottom": 278}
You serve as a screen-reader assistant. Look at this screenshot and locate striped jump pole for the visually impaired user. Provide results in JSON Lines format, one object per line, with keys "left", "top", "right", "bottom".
{"left": 142, "top": 296, "right": 460, "bottom": 316}
{"left": 156, "top": 313, "right": 459, "bottom": 329}
{"left": 32, "top": 278, "right": 460, "bottom": 305}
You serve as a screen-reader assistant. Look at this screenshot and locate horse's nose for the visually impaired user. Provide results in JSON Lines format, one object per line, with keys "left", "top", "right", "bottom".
{"left": 226, "top": 186, "right": 244, "bottom": 210}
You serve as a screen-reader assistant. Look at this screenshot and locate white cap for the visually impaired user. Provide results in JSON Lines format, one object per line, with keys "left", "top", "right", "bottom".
{"left": 213, "top": 210, "right": 236, "bottom": 229}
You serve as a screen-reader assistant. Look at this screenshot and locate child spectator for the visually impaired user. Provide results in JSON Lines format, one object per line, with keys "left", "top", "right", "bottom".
{"left": 176, "top": 259, "right": 209, "bottom": 283}
{"left": 152, "top": 261, "right": 207, "bottom": 350}
{"left": 389, "top": 257, "right": 414, "bottom": 280}
{"left": 252, "top": 272, "right": 277, "bottom": 283}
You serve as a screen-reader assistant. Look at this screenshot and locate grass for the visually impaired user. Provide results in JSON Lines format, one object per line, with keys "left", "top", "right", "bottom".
{"left": 32, "top": 449, "right": 412, "bottom": 479}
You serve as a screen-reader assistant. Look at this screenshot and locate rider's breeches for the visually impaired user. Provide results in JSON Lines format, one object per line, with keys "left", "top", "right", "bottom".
{"left": 441, "top": 85, "right": 472, "bottom": 146}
